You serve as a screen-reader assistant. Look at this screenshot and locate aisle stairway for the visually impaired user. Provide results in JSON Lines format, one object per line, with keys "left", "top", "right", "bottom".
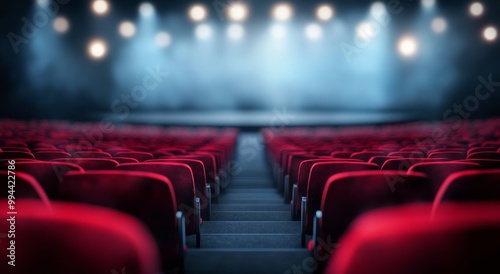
{"left": 185, "top": 133, "right": 311, "bottom": 274}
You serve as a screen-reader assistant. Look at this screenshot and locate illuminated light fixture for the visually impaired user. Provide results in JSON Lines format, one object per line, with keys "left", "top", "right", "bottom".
{"left": 483, "top": 26, "right": 497, "bottom": 42}
{"left": 119, "top": 21, "right": 136, "bottom": 38}
{"left": 195, "top": 24, "right": 212, "bottom": 40}
{"left": 227, "top": 24, "right": 244, "bottom": 40}
{"left": 53, "top": 16, "right": 69, "bottom": 34}
{"left": 272, "top": 3, "right": 293, "bottom": 21}
{"left": 431, "top": 17, "right": 447, "bottom": 33}
{"left": 92, "top": 0, "right": 109, "bottom": 15}
{"left": 397, "top": 35, "right": 419, "bottom": 58}
{"left": 356, "top": 21, "right": 377, "bottom": 41}
{"left": 469, "top": 2, "right": 484, "bottom": 17}
{"left": 370, "top": 2, "right": 386, "bottom": 17}
{"left": 305, "top": 23, "right": 322, "bottom": 40}
{"left": 88, "top": 39, "right": 108, "bottom": 60}
{"left": 270, "top": 24, "right": 286, "bottom": 39}
{"left": 421, "top": 0, "right": 436, "bottom": 8}
{"left": 189, "top": 4, "right": 208, "bottom": 22}
{"left": 316, "top": 5, "right": 334, "bottom": 21}
{"left": 139, "top": 2, "right": 155, "bottom": 17}
{"left": 228, "top": 2, "right": 249, "bottom": 22}
{"left": 155, "top": 31, "right": 172, "bottom": 47}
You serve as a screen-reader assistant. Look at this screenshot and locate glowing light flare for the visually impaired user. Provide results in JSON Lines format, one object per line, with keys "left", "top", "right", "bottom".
{"left": 189, "top": 5, "right": 208, "bottom": 22}
{"left": 272, "top": 3, "right": 293, "bottom": 21}
{"left": 119, "top": 21, "right": 136, "bottom": 38}
{"left": 469, "top": 2, "right": 484, "bottom": 17}
{"left": 483, "top": 26, "right": 497, "bottom": 42}
{"left": 397, "top": 35, "right": 419, "bottom": 58}
{"left": 155, "top": 32, "right": 172, "bottom": 47}
{"left": 92, "top": 0, "right": 109, "bottom": 15}
{"left": 195, "top": 24, "right": 212, "bottom": 40}
{"left": 431, "top": 17, "right": 447, "bottom": 33}
{"left": 88, "top": 39, "right": 108, "bottom": 60}
{"left": 316, "top": 5, "right": 334, "bottom": 21}
{"left": 53, "top": 16, "right": 69, "bottom": 33}
{"left": 139, "top": 2, "right": 154, "bottom": 17}
{"left": 228, "top": 2, "right": 249, "bottom": 21}
{"left": 305, "top": 23, "right": 322, "bottom": 40}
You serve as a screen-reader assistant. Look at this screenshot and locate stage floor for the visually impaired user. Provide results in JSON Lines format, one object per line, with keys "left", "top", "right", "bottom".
{"left": 92, "top": 110, "right": 426, "bottom": 129}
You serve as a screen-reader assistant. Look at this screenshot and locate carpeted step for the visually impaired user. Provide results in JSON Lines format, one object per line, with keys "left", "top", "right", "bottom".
{"left": 212, "top": 204, "right": 290, "bottom": 212}
{"left": 187, "top": 234, "right": 302, "bottom": 248}
{"left": 218, "top": 198, "right": 284, "bottom": 205}
{"left": 201, "top": 221, "right": 300, "bottom": 234}
{"left": 185, "top": 249, "right": 313, "bottom": 274}
{"left": 211, "top": 211, "right": 291, "bottom": 221}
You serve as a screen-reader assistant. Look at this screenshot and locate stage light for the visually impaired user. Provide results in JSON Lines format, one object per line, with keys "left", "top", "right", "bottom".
{"left": 431, "top": 17, "right": 447, "bottom": 33}
{"left": 92, "top": 0, "right": 109, "bottom": 15}
{"left": 88, "top": 39, "right": 108, "bottom": 60}
{"left": 305, "top": 23, "right": 322, "bottom": 40}
{"left": 228, "top": 2, "right": 249, "bottom": 22}
{"left": 469, "top": 2, "right": 484, "bottom": 17}
{"left": 370, "top": 2, "right": 386, "bottom": 17}
{"left": 483, "top": 26, "right": 497, "bottom": 42}
{"left": 270, "top": 24, "right": 286, "bottom": 39}
{"left": 272, "top": 3, "right": 293, "bottom": 21}
{"left": 227, "top": 24, "right": 244, "bottom": 40}
{"left": 53, "top": 16, "right": 69, "bottom": 34}
{"left": 421, "top": 0, "right": 435, "bottom": 8}
{"left": 356, "top": 22, "right": 377, "bottom": 41}
{"left": 195, "top": 24, "right": 212, "bottom": 40}
{"left": 155, "top": 32, "right": 171, "bottom": 47}
{"left": 316, "top": 5, "right": 334, "bottom": 21}
{"left": 189, "top": 4, "right": 208, "bottom": 22}
{"left": 139, "top": 2, "right": 154, "bottom": 17}
{"left": 397, "top": 36, "right": 418, "bottom": 58}
{"left": 119, "top": 21, "right": 136, "bottom": 38}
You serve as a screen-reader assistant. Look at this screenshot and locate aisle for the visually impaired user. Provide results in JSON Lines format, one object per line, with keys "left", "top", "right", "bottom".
{"left": 184, "top": 133, "right": 311, "bottom": 274}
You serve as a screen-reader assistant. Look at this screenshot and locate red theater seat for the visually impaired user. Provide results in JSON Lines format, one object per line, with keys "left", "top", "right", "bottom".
{"left": 350, "top": 151, "right": 386, "bottom": 162}
{"left": 53, "top": 158, "right": 119, "bottom": 170}
{"left": 459, "top": 159, "right": 500, "bottom": 169}
{"left": 0, "top": 199, "right": 161, "bottom": 274}
{"left": 381, "top": 158, "right": 447, "bottom": 171}
{"left": 115, "top": 151, "right": 155, "bottom": 162}
{"left": 408, "top": 162, "right": 481, "bottom": 193}
{"left": 111, "top": 157, "right": 140, "bottom": 164}
{"left": 0, "top": 151, "right": 35, "bottom": 159}
{"left": 467, "top": 152, "right": 500, "bottom": 160}
{"left": 14, "top": 161, "right": 83, "bottom": 198}
{"left": 324, "top": 203, "right": 500, "bottom": 274}
{"left": 313, "top": 171, "right": 432, "bottom": 251}
{"left": 0, "top": 171, "right": 50, "bottom": 205}
{"left": 146, "top": 158, "right": 211, "bottom": 220}
{"left": 427, "top": 151, "right": 465, "bottom": 160}
{"left": 433, "top": 170, "right": 500, "bottom": 214}
{"left": 74, "top": 151, "right": 112, "bottom": 158}
{"left": 301, "top": 161, "right": 379, "bottom": 246}
{"left": 59, "top": 171, "right": 185, "bottom": 272}
{"left": 116, "top": 162, "right": 201, "bottom": 247}
{"left": 292, "top": 159, "right": 362, "bottom": 220}
{"left": 35, "top": 151, "right": 72, "bottom": 160}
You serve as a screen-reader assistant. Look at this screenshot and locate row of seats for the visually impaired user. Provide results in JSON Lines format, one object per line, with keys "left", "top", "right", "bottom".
{"left": 0, "top": 120, "right": 237, "bottom": 273}
{"left": 262, "top": 118, "right": 500, "bottom": 269}
{"left": 324, "top": 202, "right": 500, "bottom": 274}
